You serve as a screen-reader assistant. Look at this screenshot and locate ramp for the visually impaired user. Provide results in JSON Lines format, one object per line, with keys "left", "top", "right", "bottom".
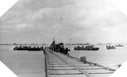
{"left": 43, "top": 48, "right": 115, "bottom": 77}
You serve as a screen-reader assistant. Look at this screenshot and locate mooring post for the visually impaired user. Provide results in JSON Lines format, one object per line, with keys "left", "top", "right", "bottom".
{"left": 80, "top": 56, "right": 87, "bottom": 63}
{"left": 43, "top": 49, "right": 48, "bottom": 77}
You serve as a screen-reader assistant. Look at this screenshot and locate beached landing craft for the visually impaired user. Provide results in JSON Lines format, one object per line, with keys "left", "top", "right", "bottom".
{"left": 13, "top": 46, "right": 43, "bottom": 51}
{"left": 74, "top": 45, "right": 99, "bottom": 51}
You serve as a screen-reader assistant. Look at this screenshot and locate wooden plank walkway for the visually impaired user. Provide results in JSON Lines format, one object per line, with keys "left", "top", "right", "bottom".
{"left": 43, "top": 48, "right": 115, "bottom": 77}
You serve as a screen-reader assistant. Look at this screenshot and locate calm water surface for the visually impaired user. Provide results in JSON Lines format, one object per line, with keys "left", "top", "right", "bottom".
{"left": 0, "top": 45, "right": 45, "bottom": 77}
{"left": 0, "top": 45, "right": 127, "bottom": 77}
{"left": 68, "top": 45, "right": 127, "bottom": 65}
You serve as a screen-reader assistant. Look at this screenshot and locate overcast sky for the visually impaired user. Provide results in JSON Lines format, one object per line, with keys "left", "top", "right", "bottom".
{"left": 0, "top": 0, "right": 127, "bottom": 44}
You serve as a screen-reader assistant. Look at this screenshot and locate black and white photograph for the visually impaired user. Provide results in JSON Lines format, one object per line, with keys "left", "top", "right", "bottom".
{"left": 0, "top": 0, "right": 127, "bottom": 77}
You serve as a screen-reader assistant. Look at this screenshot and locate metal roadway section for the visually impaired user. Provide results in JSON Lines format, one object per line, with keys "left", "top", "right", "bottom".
{"left": 43, "top": 48, "right": 115, "bottom": 77}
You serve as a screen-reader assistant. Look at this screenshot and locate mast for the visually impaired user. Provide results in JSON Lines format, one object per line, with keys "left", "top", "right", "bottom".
{"left": 69, "top": 38, "right": 71, "bottom": 49}
{"left": 52, "top": 37, "right": 55, "bottom": 51}
{"left": 53, "top": 37, "right": 55, "bottom": 42}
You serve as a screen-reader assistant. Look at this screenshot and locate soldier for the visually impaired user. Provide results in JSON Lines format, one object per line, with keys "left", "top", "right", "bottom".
{"left": 65, "top": 48, "right": 70, "bottom": 55}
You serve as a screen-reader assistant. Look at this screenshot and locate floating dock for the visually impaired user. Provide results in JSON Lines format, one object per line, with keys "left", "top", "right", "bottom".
{"left": 43, "top": 48, "right": 116, "bottom": 77}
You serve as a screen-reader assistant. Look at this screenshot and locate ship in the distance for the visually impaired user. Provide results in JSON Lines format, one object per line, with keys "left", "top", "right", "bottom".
{"left": 74, "top": 45, "right": 99, "bottom": 51}
{"left": 106, "top": 45, "right": 116, "bottom": 49}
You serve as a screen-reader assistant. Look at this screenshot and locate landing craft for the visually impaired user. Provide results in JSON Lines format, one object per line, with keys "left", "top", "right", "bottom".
{"left": 49, "top": 39, "right": 70, "bottom": 55}
{"left": 106, "top": 45, "right": 116, "bottom": 49}
{"left": 115, "top": 44, "right": 123, "bottom": 47}
{"left": 13, "top": 46, "right": 44, "bottom": 51}
{"left": 74, "top": 45, "right": 99, "bottom": 51}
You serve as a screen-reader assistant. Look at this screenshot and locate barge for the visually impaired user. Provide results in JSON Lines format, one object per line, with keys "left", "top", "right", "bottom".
{"left": 74, "top": 45, "right": 99, "bottom": 51}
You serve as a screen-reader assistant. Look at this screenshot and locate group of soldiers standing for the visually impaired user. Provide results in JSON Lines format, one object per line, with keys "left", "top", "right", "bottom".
{"left": 49, "top": 40, "right": 70, "bottom": 55}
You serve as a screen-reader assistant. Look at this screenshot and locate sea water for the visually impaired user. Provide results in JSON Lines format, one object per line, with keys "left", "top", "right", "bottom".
{"left": 68, "top": 45, "right": 127, "bottom": 68}
{"left": 0, "top": 45, "right": 45, "bottom": 77}
{"left": 0, "top": 45, "right": 127, "bottom": 76}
